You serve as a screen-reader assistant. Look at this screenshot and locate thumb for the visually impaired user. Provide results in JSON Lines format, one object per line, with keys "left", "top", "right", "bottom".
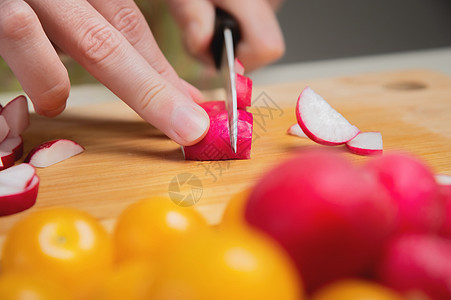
{"left": 166, "top": 0, "right": 215, "bottom": 62}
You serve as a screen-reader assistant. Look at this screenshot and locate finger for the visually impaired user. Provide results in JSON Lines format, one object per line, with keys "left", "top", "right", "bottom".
{"left": 0, "top": 0, "right": 70, "bottom": 117}
{"left": 165, "top": 0, "right": 215, "bottom": 64}
{"left": 26, "top": 0, "right": 209, "bottom": 145}
{"left": 87, "top": 0, "right": 191, "bottom": 97}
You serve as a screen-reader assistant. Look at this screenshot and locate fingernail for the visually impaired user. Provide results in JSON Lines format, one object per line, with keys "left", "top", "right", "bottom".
{"left": 172, "top": 105, "right": 209, "bottom": 145}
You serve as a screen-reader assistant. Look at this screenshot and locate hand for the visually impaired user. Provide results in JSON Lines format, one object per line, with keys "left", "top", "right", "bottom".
{"left": 0, "top": 0, "right": 210, "bottom": 146}
{"left": 166, "top": 0, "right": 285, "bottom": 71}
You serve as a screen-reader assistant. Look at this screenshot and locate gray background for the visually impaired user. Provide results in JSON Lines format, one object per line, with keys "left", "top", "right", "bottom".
{"left": 275, "top": 0, "right": 451, "bottom": 64}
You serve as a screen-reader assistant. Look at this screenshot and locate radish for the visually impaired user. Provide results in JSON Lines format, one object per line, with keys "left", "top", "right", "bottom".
{"left": 377, "top": 234, "right": 451, "bottom": 300}
{"left": 436, "top": 174, "right": 451, "bottom": 238}
{"left": 235, "top": 58, "right": 245, "bottom": 75}
{"left": 198, "top": 101, "right": 225, "bottom": 116}
{"left": 346, "top": 132, "right": 383, "bottom": 155}
{"left": 1, "top": 95, "right": 30, "bottom": 138}
{"left": 0, "top": 136, "right": 24, "bottom": 170}
{"left": 296, "top": 87, "right": 359, "bottom": 146}
{"left": 0, "top": 163, "right": 39, "bottom": 216}
{"left": 364, "top": 152, "right": 444, "bottom": 234}
{"left": 0, "top": 115, "right": 10, "bottom": 143}
{"left": 236, "top": 74, "right": 252, "bottom": 109}
{"left": 25, "top": 139, "right": 85, "bottom": 168}
{"left": 287, "top": 123, "right": 307, "bottom": 138}
{"left": 182, "top": 109, "right": 253, "bottom": 161}
{"left": 245, "top": 149, "right": 396, "bottom": 290}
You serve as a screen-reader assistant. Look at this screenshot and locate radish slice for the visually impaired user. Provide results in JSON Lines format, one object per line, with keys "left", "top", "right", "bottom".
{"left": 0, "top": 136, "right": 24, "bottom": 170}
{"left": 0, "top": 168, "right": 39, "bottom": 217}
{"left": 287, "top": 123, "right": 308, "bottom": 138}
{"left": 236, "top": 74, "right": 252, "bottom": 109}
{"left": 199, "top": 101, "right": 226, "bottom": 116}
{"left": 25, "top": 139, "right": 85, "bottom": 168}
{"left": 0, "top": 163, "right": 36, "bottom": 194}
{"left": 436, "top": 174, "right": 451, "bottom": 186}
{"left": 436, "top": 174, "right": 451, "bottom": 238}
{"left": 296, "top": 87, "right": 360, "bottom": 146}
{"left": 235, "top": 58, "right": 245, "bottom": 75}
{"left": 0, "top": 115, "right": 10, "bottom": 143}
{"left": 1, "top": 95, "right": 29, "bottom": 138}
{"left": 346, "top": 132, "right": 383, "bottom": 155}
{"left": 183, "top": 109, "right": 253, "bottom": 161}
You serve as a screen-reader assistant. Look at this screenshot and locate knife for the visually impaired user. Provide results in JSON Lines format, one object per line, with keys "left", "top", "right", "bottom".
{"left": 210, "top": 8, "right": 242, "bottom": 153}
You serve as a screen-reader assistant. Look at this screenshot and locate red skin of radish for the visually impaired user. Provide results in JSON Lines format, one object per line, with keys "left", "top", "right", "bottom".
{"left": 0, "top": 174, "right": 39, "bottom": 216}
{"left": 244, "top": 149, "right": 396, "bottom": 291}
{"left": 436, "top": 175, "right": 451, "bottom": 238}
{"left": 1, "top": 95, "right": 29, "bottom": 138}
{"left": 0, "top": 136, "right": 24, "bottom": 170}
{"left": 346, "top": 132, "right": 383, "bottom": 156}
{"left": 364, "top": 152, "right": 445, "bottom": 234}
{"left": 236, "top": 74, "right": 252, "bottom": 109}
{"left": 183, "top": 108, "right": 253, "bottom": 161}
{"left": 198, "top": 101, "right": 225, "bottom": 116}
{"left": 377, "top": 234, "right": 451, "bottom": 300}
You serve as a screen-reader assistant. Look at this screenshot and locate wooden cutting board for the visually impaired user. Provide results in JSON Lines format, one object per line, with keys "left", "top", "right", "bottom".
{"left": 1, "top": 69, "right": 450, "bottom": 247}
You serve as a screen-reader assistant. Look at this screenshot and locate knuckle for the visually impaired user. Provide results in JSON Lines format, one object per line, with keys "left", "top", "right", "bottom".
{"left": 137, "top": 81, "right": 167, "bottom": 113}
{"left": 78, "top": 23, "right": 122, "bottom": 66}
{"left": 111, "top": 7, "right": 145, "bottom": 46}
{"left": 0, "top": 2, "right": 37, "bottom": 41}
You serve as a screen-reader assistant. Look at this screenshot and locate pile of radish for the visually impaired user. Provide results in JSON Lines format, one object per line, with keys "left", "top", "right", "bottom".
{"left": 0, "top": 96, "right": 84, "bottom": 216}
{"left": 243, "top": 149, "right": 451, "bottom": 299}
{"left": 182, "top": 59, "right": 254, "bottom": 161}
{"left": 289, "top": 87, "right": 383, "bottom": 155}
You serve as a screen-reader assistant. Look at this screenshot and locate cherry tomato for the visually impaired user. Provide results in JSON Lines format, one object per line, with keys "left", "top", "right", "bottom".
{"left": 149, "top": 227, "right": 303, "bottom": 300}
{"left": 2, "top": 207, "right": 113, "bottom": 298}
{"left": 0, "top": 272, "right": 68, "bottom": 300}
{"left": 220, "top": 188, "right": 251, "bottom": 227}
{"left": 311, "top": 279, "right": 404, "bottom": 300}
{"left": 113, "top": 197, "right": 209, "bottom": 262}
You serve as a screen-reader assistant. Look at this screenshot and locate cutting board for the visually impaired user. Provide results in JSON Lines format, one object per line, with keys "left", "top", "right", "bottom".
{"left": 1, "top": 69, "right": 450, "bottom": 247}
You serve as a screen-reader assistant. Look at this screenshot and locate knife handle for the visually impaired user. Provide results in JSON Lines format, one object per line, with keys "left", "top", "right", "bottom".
{"left": 210, "top": 7, "right": 242, "bottom": 70}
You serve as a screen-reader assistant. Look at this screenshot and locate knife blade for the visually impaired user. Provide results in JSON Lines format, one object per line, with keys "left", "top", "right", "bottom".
{"left": 210, "top": 8, "right": 241, "bottom": 153}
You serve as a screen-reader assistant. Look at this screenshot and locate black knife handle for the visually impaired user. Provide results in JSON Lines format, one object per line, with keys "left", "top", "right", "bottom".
{"left": 210, "top": 7, "right": 242, "bottom": 70}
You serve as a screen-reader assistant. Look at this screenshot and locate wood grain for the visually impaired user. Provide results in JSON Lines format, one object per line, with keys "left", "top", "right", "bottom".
{"left": 1, "top": 69, "right": 450, "bottom": 249}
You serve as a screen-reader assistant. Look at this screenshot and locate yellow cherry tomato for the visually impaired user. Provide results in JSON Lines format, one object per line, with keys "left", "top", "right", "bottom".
{"left": 149, "top": 227, "right": 303, "bottom": 300}
{"left": 2, "top": 207, "right": 113, "bottom": 298}
{"left": 0, "top": 272, "right": 68, "bottom": 300}
{"left": 92, "top": 259, "right": 156, "bottom": 300}
{"left": 113, "top": 197, "right": 209, "bottom": 262}
{"left": 311, "top": 279, "right": 404, "bottom": 300}
{"left": 220, "top": 188, "right": 251, "bottom": 227}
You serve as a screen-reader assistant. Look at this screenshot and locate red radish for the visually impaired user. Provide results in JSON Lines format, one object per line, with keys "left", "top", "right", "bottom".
{"left": 245, "top": 149, "right": 396, "bottom": 290}
{"left": 296, "top": 87, "right": 359, "bottom": 146}
{"left": 287, "top": 123, "right": 307, "bottom": 138}
{"left": 236, "top": 74, "right": 252, "bottom": 109}
{"left": 436, "top": 174, "right": 451, "bottom": 238}
{"left": 0, "top": 163, "right": 39, "bottom": 216}
{"left": 1, "top": 95, "right": 29, "bottom": 138}
{"left": 0, "top": 136, "right": 24, "bottom": 170}
{"left": 183, "top": 109, "right": 253, "bottom": 161}
{"left": 0, "top": 115, "right": 10, "bottom": 143}
{"left": 235, "top": 58, "right": 245, "bottom": 75}
{"left": 25, "top": 139, "right": 85, "bottom": 168}
{"left": 346, "top": 132, "right": 383, "bottom": 155}
{"left": 198, "top": 101, "right": 226, "bottom": 116}
{"left": 377, "top": 234, "right": 451, "bottom": 300}
{"left": 364, "top": 152, "right": 444, "bottom": 234}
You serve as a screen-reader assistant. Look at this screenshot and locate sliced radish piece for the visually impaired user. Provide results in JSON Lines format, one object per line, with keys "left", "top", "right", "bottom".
{"left": 183, "top": 109, "right": 253, "bottom": 161}
{"left": 25, "top": 139, "right": 85, "bottom": 168}
{"left": 436, "top": 174, "right": 451, "bottom": 187}
{"left": 436, "top": 174, "right": 451, "bottom": 238}
{"left": 296, "top": 87, "right": 360, "bottom": 146}
{"left": 199, "top": 101, "right": 226, "bottom": 116}
{"left": 346, "top": 132, "right": 383, "bottom": 155}
{"left": 1, "top": 95, "right": 29, "bottom": 138}
{"left": 0, "top": 136, "right": 24, "bottom": 170}
{"left": 287, "top": 123, "right": 308, "bottom": 138}
{"left": 235, "top": 58, "right": 245, "bottom": 75}
{"left": 236, "top": 74, "right": 252, "bottom": 109}
{"left": 0, "top": 115, "right": 10, "bottom": 143}
{"left": 0, "top": 164, "right": 39, "bottom": 216}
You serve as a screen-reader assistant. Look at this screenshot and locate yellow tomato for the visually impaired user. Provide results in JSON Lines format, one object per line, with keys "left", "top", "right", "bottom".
{"left": 92, "top": 259, "right": 156, "bottom": 300}
{"left": 220, "top": 188, "right": 251, "bottom": 227}
{"left": 1, "top": 207, "right": 113, "bottom": 298}
{"left": 149, "top": 227, "right": 303, "bottom": 300}
{"left": 0, "top": 272, "right": 68, "bottom": 300}
{"left": 113, "top": 196, "right": 209, "bottom": 262}
{"left": 311, "top": 279, "right": 404, "bottom": 300}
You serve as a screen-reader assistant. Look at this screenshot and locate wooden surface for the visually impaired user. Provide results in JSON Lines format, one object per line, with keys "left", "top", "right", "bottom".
{"left": 1, "top": 69, "right": 451, "bottom": 246}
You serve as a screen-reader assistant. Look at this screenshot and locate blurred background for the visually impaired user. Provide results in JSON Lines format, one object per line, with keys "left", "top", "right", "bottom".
{"left": 1, "top": 0, "right": 451, "bottom": 92}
